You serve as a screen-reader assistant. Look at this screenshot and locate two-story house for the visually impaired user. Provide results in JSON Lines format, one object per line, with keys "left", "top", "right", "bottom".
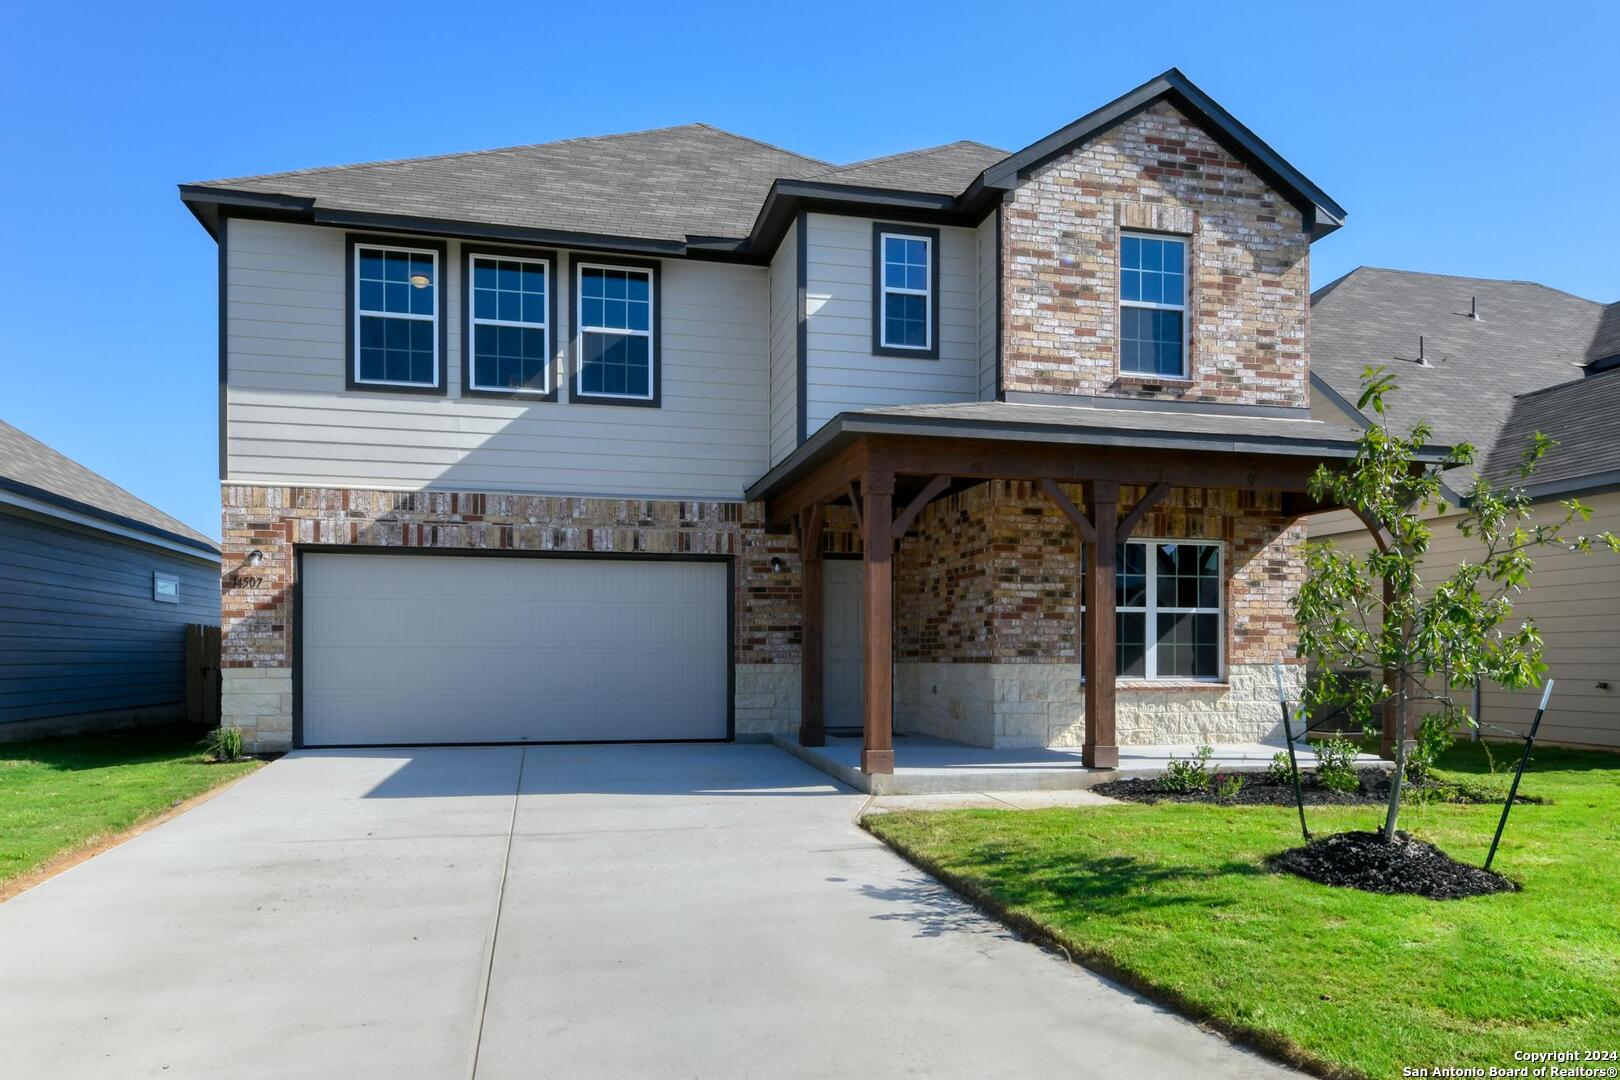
{"left": 183, "top": 69, "right": 1416, "bottom": 774}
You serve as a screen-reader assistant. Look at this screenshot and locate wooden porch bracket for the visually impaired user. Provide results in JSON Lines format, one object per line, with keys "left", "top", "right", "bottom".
{"left": 1039, "top": 479, "right": 1096, "bottom": 543}
{"left": 846, "top": 481, "right": 864, "bottom": 539}
{"left": 892, "top": 474, "right": 951, "bottom": 538}
{"left": 1118, "top": 482, "right": 1172, "bottom": 541}
{"left": 796, "top": 505, "right": 826, "bottom": 748}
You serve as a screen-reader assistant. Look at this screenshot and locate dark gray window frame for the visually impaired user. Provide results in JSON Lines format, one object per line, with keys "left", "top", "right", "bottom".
{"left": 345, "top": 233, "right": 449, "bottom": 396}
{"left": 460, "top": 243, "right": 560, "bottom": 402}
{"left": 567, "top": 253, "right": 662, "bottom": 409}
{"left": 871, "top": 222, "right": 941, "bottom": 360}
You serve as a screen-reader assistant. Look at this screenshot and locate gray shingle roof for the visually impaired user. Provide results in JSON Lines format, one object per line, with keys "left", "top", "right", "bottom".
{"left": 1481, "top": 369, "right": 1620, "bottom": 489}
{"left": 1310, "top": 268, "right": 1608, "bottom": 483}
{"left": 190, "top": 124, "right": 832, "bottom": 244}
{"left": 1588, "top": 302, "right": 1620, "bottom": 365}
{"left": 810, "top": 141, "right": 1009, "bottom": 196}
{"left": 0, "top": 420, "right": 216, "bottom": 552}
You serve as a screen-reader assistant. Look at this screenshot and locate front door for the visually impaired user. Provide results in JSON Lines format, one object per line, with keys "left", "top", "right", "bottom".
{"left": 823, "top": 559, "right": 865, "bottom": 730}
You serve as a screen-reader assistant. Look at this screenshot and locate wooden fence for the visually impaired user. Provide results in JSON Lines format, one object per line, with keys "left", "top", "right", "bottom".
{"left": 185, "top": 623, "right": 221, "bottom": 727}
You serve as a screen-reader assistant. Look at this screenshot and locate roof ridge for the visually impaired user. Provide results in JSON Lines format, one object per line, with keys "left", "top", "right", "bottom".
{"left": 687, "top": 122, "right": 831, "bottom": 167}
{"left": 192, "top": 123, "right": 814, "bottom": 188}
{"left": 1347, "top": 265, "right": 1606, "bottom": 304}
{"left": 821, "top": 139, "right": 1009, "bottom": 175}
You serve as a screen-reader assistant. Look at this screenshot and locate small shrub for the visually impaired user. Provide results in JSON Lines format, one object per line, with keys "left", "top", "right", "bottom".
{"left": 1314, "top": 737, "right": 1361, "bottom": 793}
{"left": 200, "top": 726, "right": 246, "bottom": 763}
{"left": 1213, "top": 772, "right": 1246, "bottom": 803}
{"left": 1404, "top": 712, "right": 1456, "bottom": 783}
{"left": 1161, "top": 745, "right": 1214, "bottom": 794}
{"left": 1265, "top": 751, "right": 1299, "bottom": 787}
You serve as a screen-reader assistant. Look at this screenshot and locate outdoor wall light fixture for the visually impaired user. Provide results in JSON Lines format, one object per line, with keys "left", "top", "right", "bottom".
{"left": 770, "top": 556, "right": 785, "bottom": 574}
{"left": 409, "top": 272, "right": 432, "bottom": 288}
{"left": 243, "top": 549, "right": 264, "bottom": 569}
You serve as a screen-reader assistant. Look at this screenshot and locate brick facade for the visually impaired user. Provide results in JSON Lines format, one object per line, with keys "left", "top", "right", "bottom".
{"left": 1001, "top": 100, "right": 1310, "bottom": 407}
{"left": 219, "top": 480, "right": 1301, "bottom": 751}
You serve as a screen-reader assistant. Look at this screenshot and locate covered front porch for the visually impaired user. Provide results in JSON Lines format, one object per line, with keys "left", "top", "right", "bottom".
{"left": 746, "top": 401, "right": 1410, "bottom": 778}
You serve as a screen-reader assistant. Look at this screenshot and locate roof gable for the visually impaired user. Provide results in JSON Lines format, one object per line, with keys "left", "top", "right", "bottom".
{"left": 978, "top": 68, "right": 1344, "bottom": 239}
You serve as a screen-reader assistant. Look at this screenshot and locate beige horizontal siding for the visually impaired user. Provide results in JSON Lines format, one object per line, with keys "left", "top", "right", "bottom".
{"left": 1311, "top": 490, "right": 1620, "bottom": 748}
{"left": 802, "top": 213, "right": 980, "bottom": 438}
{"left": 224, "top": 218, "right": 770, "bottom": 500}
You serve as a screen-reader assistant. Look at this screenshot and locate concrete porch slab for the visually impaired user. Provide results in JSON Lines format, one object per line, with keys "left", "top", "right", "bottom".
{"left": 772, "top": 732, "right": 1387, "bottom": 795}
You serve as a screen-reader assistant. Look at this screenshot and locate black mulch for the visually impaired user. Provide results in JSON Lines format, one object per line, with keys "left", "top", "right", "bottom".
{"left": 1266, "top": 830, "right": 1519, "bottom": 899}
{"left": 1092, "top": 768, "right": 1514, "bottom": 807}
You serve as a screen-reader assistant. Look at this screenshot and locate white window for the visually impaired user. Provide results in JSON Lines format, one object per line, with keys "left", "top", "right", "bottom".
{"left": 576, "top": 263, "right": 655, "bottom": 401}
{"left": 878, "top": 232, "right": 932, "bottom": 351}
{"left": 1085, "top": 539, "right": 1223, "bottom": 680}
{"left": 469, "top": 254, "right": 550, "bottom": 394}
{"left": 153, "top": 572, "right": 179, "bottom": 604}
{"left": 1118, "top": 233, "right": 1188, "bottom": 378}
{"left": 354, "top": 244, "right": 439, "bottom": 387}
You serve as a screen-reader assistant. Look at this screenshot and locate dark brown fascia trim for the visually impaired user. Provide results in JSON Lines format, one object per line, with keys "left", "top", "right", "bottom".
{"left": 870, "top": 222, "right": 941, "bottom": 360}
{"left": 459, "top": 243, "right": 561, "bottom": 403}
{"left": 289, "top": 545, "right": 738, "bottom": 749}
{"left": 345, "top": 233, "right": 450, "bottom": 397}
{"left": 566, "top": 252, "right": 662, "bottom": 409}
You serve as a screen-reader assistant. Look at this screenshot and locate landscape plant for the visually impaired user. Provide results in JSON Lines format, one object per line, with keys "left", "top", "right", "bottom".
{"left": 1293, "top": 367, "right": 1618, "bottom": 842}
{"left": 1312, "top": 737, "right": 1360, "bottom": 793}
{"left": 1160, "top": 745, "right": 1213, "bottom": 794}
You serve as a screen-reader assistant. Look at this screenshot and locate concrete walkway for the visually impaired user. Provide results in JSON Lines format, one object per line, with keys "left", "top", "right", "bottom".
{"left": 0, "top": 744, "right": 1298, "bottom": 1079}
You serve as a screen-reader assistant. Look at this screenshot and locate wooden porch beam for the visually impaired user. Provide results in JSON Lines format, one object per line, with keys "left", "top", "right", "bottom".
{"left": 860, "top": 470, "right": 895, "bottom": 775}
{"left": 1039, "top": 479, "right": 1096, "bottom": 543}
{"left": 892, "top": 474, "right": 951, "bottom": 538}
{"left": 1118, "top": 482, "right": 1172, "bottom": 541}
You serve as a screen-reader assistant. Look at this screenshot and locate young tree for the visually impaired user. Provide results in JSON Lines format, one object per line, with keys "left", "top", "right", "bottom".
{"left": 1294, "top": 367, "right": 1619, "bottom": 842}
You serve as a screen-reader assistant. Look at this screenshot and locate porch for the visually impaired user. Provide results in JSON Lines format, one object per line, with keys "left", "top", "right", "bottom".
{"left": 746, "top": 401, "right": 1444, "bottom": 777}
{"left": 772, "top": 731, "right": 1388, "bottom": 796}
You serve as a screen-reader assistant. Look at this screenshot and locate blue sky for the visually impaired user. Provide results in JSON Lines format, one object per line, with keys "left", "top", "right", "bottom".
{"left": 2, "top": 1, "right": 1615, "bottom": 540}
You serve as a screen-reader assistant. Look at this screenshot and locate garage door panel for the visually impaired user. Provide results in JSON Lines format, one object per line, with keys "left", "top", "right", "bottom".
{"left": 300, "top": 554, "right": 729, "bottom": 746}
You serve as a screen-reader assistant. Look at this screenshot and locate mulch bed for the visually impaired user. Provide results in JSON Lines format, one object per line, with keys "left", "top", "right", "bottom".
{"left": 1266, "top": 830, "right": 1519, "bottom": 899}
{"left": 1093, "top": 768, "right": 1515, "bottom": 807}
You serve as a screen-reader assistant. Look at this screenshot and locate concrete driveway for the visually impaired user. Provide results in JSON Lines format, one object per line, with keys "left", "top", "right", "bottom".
{"left": 0, "top": 744, "right": 1295, "bottom": 1079}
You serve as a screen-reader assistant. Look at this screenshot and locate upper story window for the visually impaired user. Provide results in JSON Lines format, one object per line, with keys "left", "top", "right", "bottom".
{"left": 466, "top": 249, "right": 554, "bottom": 398}
{"left": 575, "top": 261, "right": 658, "bottom": 405}
{"left": 349, "top": 237, "right": 445, "bottom": 393}
{"left": 872, "top": 224, "right": 939, "bottom": 358}
{"left": 1119, "top": 233, "right": 1188, "bottom": 378}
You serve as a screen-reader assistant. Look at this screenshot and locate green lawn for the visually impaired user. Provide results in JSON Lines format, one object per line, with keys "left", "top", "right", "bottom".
{"left": 0, "top": 726, "right": 262, "bottom": 888}
{"left": 866, "top": 744, "right": 1620, "bottom": 1079}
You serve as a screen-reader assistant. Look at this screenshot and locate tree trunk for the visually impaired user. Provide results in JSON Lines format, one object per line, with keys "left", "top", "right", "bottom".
{"left": 1381, "top": 690, "right": 1408, "bottom": 841}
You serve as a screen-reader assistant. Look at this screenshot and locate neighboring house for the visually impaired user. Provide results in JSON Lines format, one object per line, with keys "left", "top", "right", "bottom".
{"left": 181, "top": 68, "right": 1422, "bottom": 771}
{"left": 0, "top": 421, "right": 220, "bottom": 740}
{"left": 1310, "top": 268, "right": 1620, "bottom": 749}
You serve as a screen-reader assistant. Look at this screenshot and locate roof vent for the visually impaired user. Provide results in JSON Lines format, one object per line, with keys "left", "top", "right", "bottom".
{"left": 1470, "top": 296, "right": 1479, "bottom": 320}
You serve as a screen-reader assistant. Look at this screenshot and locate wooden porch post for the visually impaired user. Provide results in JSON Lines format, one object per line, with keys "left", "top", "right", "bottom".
{"left": 1082, "top": 480, "right": 1120, "bottom": 768}
{"left": 798, "top": 506, "right": 826, "bottom": 747}
{"left": 860, "top": 471, "right": 895, "bottom": 774}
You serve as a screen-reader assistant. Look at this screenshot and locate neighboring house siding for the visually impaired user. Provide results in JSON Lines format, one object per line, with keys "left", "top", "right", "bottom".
{"left": 768, "top": 218, "right": 799, "bottom": 466}
{"left": 801, "top": 213, "right": 979, "bottom": 439}
{"left": 0, "top": 510, "right": 217, "bottom": 728}
{"left": 1313, "top": 492, "right": 1620, "bottom": 749}
{"left": 1001, "top": 100, "right": 1310, "bottom": 408}
{"left": 976, "top": 209, "right": 999, "bottom": 400}
{"left": 224, "top": 217, "right": 771, "bottom": 500}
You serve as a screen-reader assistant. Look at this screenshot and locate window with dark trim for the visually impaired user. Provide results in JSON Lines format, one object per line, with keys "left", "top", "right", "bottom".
{"left": 1083, "top": 539, "right": 1223, "bottom": 680}
{"left": 574, "top": 261, "right": 657, "bottom": 404}
{"left": 464, "top": 248, "right": 555, "bottom": 399}
{"left": 871, "top": 223, "right": 940, "bottom": 358}
{"left": 347, "top": 236, "right": 447, "bottom": 394}
{"left": 1119, "top": 232, "right": 1189, "bottom": 378}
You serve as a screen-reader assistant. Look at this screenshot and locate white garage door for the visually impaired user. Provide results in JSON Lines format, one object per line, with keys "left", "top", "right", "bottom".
{"left": 299, "top": 554, "right": 729, "bottom": 746}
